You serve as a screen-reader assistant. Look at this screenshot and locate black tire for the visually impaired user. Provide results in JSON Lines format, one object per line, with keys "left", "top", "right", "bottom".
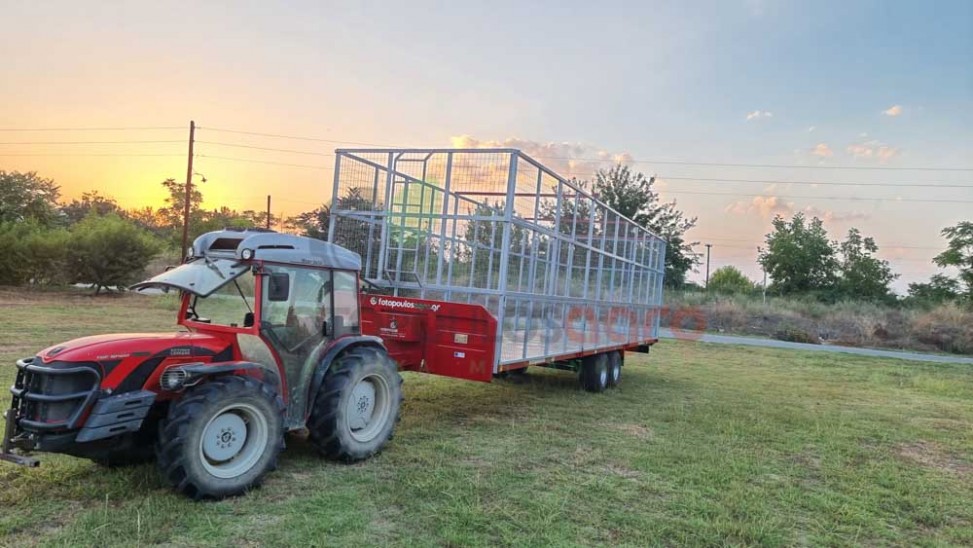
{"left": 92, "top": 418, "right": 160, "bottom": 467}
{"left": 93, "top": 445, "right": 155, "bottom": 468}
{"left": 156, "top": 376, "right": 284, "bottom": 500}
{"left": 580, "top": 353, "right": 609, "bottom": 393}
{"left": 607, "top": 351, "right": 622, "bottom": 388}
{"left": 308, "top": 345, "right": 403, "bottom": 462}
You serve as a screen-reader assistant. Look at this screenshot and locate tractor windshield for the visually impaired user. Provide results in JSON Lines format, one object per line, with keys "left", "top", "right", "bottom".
{"left": 130, "top": 258, "right": 249, "bottom": 297}
{"left": 188, "top": 271, "right": 256, "bottom": 327}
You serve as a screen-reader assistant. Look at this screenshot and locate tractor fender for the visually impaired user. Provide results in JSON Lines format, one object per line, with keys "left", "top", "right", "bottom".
{"left": 167, "top": 361, "right": 282, "bottom": 391}
{"left": 306, "top": 336, "right": 386, "bottom": 405}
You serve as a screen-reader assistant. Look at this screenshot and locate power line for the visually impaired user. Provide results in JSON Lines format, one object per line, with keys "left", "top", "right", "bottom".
{"left": 0, "top": 126, "right": 183, "bottom": 132}
{"left": 658, "top": 189, "right": 973, "bottom": 204}
{"left": 0, "top": 153, "right": 183, "bottom": 157}
{"left": 199, "top": 126, "right": 397, "bottom": 147}
{"left": 195, "top": 154, "right": 329, "bottom": 170}
{"left": 531, "top": 154, "right": 973, "bottom": 172}
{"left": 199, "top": 126, "right": 973, "bottom": 173}
{"left": 658, "top": 176, "right": 973, "bottom": 189}
{"left": 195, "top": 140, "right": 333, "bottom": 157}
{"left": 694, "top": 236, "right": 942, "bottom": 250}
{"left": 0, "top": 140, "right": 183, "bottom": 145}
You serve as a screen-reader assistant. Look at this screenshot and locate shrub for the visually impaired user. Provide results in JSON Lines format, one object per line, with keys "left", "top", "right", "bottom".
{"left": 0, "top": 222, "right": 70, "bottom": 286}
{"left": 707, "top": 266, "right": 756, "bottom": 295}
{"left": 22, "top": 226, "right": 71, "bottom": 286}
{"left": 773, "top": 327, "right": 819, "bottom": 344}
{"left": 68, "top": 214, "right": 163, "bottom": 294}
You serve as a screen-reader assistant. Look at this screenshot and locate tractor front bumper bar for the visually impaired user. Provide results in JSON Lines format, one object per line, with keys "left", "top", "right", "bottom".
{"left": 1, "top": 408, "right": 38, "bottom": 467}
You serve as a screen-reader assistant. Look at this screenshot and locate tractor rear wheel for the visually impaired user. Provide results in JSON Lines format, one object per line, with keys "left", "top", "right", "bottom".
{"left": 308, "top": 346, "right": 403, "bottom": 462}
{"left": 156, "top": 376, "right": 284, "bottom": 500}
{"left": 607, "top": 351, "right": 622, "bottom": 388}
{"left": 580, "top": 353, "right": 609, "bottom": 393}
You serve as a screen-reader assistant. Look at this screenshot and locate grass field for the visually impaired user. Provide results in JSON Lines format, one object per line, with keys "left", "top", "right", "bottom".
{"left": 1, "top": 290, "right": 972, "bottom": 546}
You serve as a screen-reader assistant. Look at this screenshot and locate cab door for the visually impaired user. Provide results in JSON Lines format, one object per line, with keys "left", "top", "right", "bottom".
{"left": 259, "top": 265, "right": 333, "bottom": 426}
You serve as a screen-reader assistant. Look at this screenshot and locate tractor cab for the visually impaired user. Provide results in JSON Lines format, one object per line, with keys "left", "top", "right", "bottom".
{"left": 132, "top": 229, "right": 364, "bottom": 425}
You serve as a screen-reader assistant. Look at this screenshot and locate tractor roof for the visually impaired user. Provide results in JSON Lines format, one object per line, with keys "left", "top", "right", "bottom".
{"left": 192, "top": 228, "right": 361, "bottom": 271}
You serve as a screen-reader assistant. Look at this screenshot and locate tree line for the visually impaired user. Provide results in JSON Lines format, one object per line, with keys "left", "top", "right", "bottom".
{"left": 705, "top": 213, "right": 971, "bottom": 306}
{"left": 3, "top": 166, "right": 968, "bottom": 307}
{"left": 0, "top": 170, "right": 282, "bottom": 292}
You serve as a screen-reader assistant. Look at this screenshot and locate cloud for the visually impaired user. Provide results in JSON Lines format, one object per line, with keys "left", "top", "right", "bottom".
{"left": 725, "top": 195, "right": 871, "bottom": 222}
{"left": 801, "top": 206, "right": 870, "bottom": 223}
{"left": 883, "top": 104, "right": 903, "bottom": 117}
{"left": 745, "top": 110, "right": 773, "bottom": 121}
{"left": 846, "top": 139, "right": 900, "bottom": 161}
{"left": 725, "top": 195, "right": 792, "bottom": 218}
{"left": 811, "top": 143, "right": 833, "bottom": 158}
{"left": 807, "top": 126, "right": 816, "bottom": 133}
{"left": 449, "top": 135, "right": 634, "bottom": 179}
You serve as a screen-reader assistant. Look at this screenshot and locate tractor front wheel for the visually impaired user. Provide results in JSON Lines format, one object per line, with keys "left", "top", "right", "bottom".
{"left": 308, "top": 346, "right": 403, "bottom": 462}
{"left": 156, "top": 376, "right": 284, "bottom": 500}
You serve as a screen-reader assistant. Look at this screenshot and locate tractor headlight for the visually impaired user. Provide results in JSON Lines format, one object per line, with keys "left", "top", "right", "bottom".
{"left": 241, "top": 248, "right": 255, "bottom": 260}
{"left": 160, "top": 367, "right": 189, "bottom": 391}
{"left": 186, "top": 246, "right": 194, "bottom": 259}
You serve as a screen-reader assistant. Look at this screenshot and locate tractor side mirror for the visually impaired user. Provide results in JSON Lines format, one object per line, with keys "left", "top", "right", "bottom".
{"left": 267, "top": 273, "right": 290, "bottom": 302}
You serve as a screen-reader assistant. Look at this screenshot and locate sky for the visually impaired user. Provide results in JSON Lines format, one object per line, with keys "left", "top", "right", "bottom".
{"left": 1, "top": 0, "right": 971, "bottom": 291}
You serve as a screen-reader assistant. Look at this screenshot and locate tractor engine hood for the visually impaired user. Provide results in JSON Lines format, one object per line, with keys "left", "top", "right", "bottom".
{"left": 36, "top": 332, "right": 232, "bottom": 365}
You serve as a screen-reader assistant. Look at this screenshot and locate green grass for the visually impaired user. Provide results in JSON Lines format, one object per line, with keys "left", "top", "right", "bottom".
{"left": 1, "top": 290, "right": 972, "bottom": 546}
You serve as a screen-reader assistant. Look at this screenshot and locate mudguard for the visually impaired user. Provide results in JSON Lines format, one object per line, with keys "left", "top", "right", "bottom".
{"left": 306, "top": 336, "right": 386, "bottom": 407}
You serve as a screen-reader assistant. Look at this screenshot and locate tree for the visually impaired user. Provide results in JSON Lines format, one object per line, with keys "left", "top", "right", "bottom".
{"left": 758, "top": 213, "right": 838, "bottom": 295}
{"left": 0, "top": 170, "right": 61, "bottom": 226}
{"left": 837, "top": 228, "right": 897, "bottom": 300}
{"left": 934, "top": 221, "right": 973, "bottom": 301}
{"left": 60, "top": 191, "right": 123, "bottom": 225}
{"left": 0, "top": 221, "right": 69, "bottom": 286}
{"left": 707, "top": 266, "right": 755, "bottom": 294}
{"left": 69, "top": 214, "right": 162, "bottom": 294}
{"left": 286, "top": 204, "right": 331, "bottom": 240}
{"left": 908, "top": 274, "right": 960, "bottom": 304}
{"left": 592, "top": 165, "right": 698, "bottom": 288}
{"left": 158, "top": 178, "right": 204, "bottom": 229}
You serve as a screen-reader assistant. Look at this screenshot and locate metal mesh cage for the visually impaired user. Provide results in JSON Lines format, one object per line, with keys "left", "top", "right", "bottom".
{"left": 330, "top": 149, "right": 666, "bottom": 368}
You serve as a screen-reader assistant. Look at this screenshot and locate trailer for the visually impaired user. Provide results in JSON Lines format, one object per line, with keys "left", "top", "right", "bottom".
{"left": 330, "top": 148, "right": 666, "bottom": 387}
{"left": 2, "top": 148, "right": 665, "bottom": 499}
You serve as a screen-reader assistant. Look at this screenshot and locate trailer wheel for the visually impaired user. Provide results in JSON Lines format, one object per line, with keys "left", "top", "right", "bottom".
{"left": 607, "top": 351, "right": 622, "bottom": 388}
{"left": 580, "top": 353, "right": 609, "bottom": 393}
{"left": 308, "top": 346, "right": 403, "bottom": 462}
{"left": 156, "top": 376, "right": 284, "bottom": 500}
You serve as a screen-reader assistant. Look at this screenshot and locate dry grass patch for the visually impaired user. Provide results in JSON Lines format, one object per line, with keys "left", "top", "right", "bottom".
{"left": 897, "top": 441, "right": 973, "bottom": 477}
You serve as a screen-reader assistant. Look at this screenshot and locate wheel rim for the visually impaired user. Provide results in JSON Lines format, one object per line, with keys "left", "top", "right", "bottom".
{"left": 345, "top": 373, "right": 392, "bottom": 443}
{"left": 599, "top": 366, "right": 608, "bottom": 387}
{"left": 199, "top": 402, "right": 269, "bottom": 479}
{"left": 611, "top": 363, "right": 621, "bottom": 384}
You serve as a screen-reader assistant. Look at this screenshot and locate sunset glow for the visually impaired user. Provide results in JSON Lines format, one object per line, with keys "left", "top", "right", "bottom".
{"left": 2, "top": 1, "right": 970, "bottom": 291}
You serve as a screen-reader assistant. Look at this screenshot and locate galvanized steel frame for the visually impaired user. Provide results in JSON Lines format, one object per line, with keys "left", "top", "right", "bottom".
{"left": 329, "top": 148, "right": 666, "bottom": 371}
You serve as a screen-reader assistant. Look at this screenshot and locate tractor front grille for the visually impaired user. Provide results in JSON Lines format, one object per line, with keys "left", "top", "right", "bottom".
{"left": 10, "top": 357, "right": 101, "bottom": 432}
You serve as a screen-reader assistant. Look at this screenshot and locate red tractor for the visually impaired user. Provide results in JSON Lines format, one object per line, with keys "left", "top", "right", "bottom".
{"left": 3, "top": 229, "right": 406, "bottom": 499}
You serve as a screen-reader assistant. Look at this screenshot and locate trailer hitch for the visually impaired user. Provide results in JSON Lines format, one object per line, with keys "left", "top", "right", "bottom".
{"left": 1, "top": 409, "right": 39, "bottom": 467}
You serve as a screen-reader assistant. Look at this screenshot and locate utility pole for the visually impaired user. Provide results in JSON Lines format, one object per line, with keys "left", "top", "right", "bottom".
{"left": 759, "top": 246, "right": 767, "bottom": 304}
{"left": 180, "top": 120, "right": 196, "bottom": 262}
{"left": 704, "top": 243, "right": 712, "bottom": 288}
{"left": 266, "top": 195, "right": 272, "bottom": 230}
{"left": 762, "top": 268, "right": 768, "bottom": 304}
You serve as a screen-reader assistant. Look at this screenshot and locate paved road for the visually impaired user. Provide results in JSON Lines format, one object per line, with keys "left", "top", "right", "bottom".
{"left": 658, "top": 328, "right": 973, "bottom": 365}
